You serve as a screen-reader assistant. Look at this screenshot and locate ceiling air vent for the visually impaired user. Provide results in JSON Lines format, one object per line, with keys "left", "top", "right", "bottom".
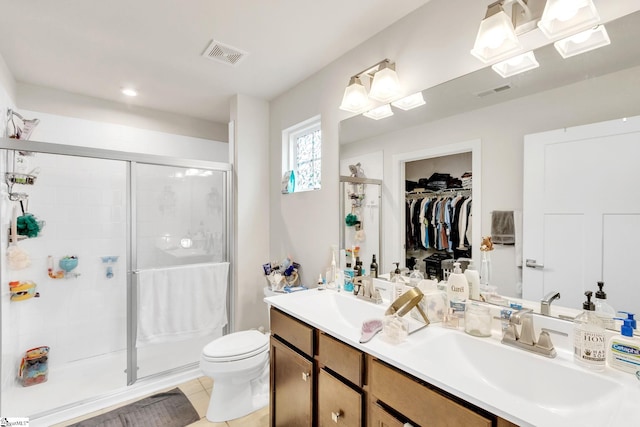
{"left": 474, "top": 84, "right": 512, "bottom": 98}
{"left": 202, "top": 40, "right": 248, "bottom": 66}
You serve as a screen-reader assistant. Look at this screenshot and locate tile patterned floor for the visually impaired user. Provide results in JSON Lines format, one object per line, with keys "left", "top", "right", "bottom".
{"left": 53, "top": 376, "right": 269, "bottom": 427}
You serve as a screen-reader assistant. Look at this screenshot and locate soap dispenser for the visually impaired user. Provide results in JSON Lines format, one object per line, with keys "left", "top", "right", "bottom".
{"left": 391, "top": 262, "right": 405, "bottom": 300}
{"left": 594, "top": 281, "right": 616, "bottom": 329}
{"left": 447, "top": 262, "right": 469, "bottom": 313}
{"left": 607, "top": 314, "right": 640, "bottom": 374}
{"left": 573, "top": 291, "right": 606, "bottom": 371}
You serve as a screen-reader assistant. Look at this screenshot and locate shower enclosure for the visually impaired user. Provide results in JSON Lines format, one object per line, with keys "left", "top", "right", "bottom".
{"left": 0, "top": 138, "right": 232, "bottom": 419}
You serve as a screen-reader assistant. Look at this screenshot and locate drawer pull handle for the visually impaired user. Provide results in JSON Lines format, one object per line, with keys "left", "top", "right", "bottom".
{"left": 301, "top": 372, "right": 310, "bottom": 381}
{"left": 331, "top": 410, "right": 343, "bottom": 423}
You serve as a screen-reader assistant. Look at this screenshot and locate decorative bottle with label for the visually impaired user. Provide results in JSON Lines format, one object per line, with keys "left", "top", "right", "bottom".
{"left": 573, "top": 291, "right": 606, "bottom": 371}
{"left": 370, "top": 254, "right": 378, "bottom": 278}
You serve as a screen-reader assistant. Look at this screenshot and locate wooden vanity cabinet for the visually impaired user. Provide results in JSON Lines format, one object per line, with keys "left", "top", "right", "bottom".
{"left": 270, "top": 307, "right": 519, "bottom": 427}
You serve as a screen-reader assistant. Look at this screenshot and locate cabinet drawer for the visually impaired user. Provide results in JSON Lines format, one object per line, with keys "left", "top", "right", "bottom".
{"left": 270, "top": 307, "right": 314, "bottom": 356}
{"left": 369, "top": 359, "right": 491, "bottom": 427}
{"left": 318, "top": 368, "right": 362, "bottom": 427}
{"left": 369, "top": 402, "right": 405, "bottom": 427}
{"left": 318, "top": 332, "right": 364, "bottom": 387}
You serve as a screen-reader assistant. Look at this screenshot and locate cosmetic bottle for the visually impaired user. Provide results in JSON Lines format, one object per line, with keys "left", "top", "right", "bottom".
{"left": 408, "top": 265, "right": 424, "bottom": 288}
{"left": 370, "top": 254, "right": 378, "bottom": 278}
{"left": 594, "top": 281, "right": 616, "bottom": 329}
{"left": 573, "top": 291, "right": 606, "bottom": 371}
{"left": 343, "top": 263, "right": 354, "bottom": 293}
{"left": 607, "top": 314, "right": 640, "bottom": 375}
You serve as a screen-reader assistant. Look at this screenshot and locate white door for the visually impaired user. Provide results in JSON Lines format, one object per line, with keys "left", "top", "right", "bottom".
{"left": 523, "top": 116, "right": 640, "bottom": 316}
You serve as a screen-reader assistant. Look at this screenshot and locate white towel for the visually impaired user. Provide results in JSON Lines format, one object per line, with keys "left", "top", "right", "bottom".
{"left": 136, "top": 262, "right": 229, "bottom": 346}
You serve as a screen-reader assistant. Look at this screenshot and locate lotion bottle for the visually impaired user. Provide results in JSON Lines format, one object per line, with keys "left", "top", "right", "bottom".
{"left": 391, "top": 262, "right": 405, "bottom": 300}
{"left": 607, "top": 315, "right": 640, "bottom": 375}
{"left": 573, "top": 291, "right": 606, "bottom": 371}
{"left": 464, "top": 260, "right": 481, "bottom": 300}
{"left": 447, "top": 262, "right": 469, "bottom": 313}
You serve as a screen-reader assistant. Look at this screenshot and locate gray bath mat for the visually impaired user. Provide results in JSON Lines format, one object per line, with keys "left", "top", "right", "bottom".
{"left": 69, "top": 388, "right": 200, "bottom": 427}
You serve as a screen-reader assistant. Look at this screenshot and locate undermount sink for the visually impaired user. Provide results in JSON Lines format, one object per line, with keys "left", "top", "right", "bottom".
{"left": 424, "top": 333, "right": 620, "bottom": 415}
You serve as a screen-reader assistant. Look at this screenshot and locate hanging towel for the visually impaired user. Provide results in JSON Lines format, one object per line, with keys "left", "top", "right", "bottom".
{"left": 136, "top": 262, "right": 229, "bottom": 347}
{"left": 491, "top": 211, "right": 515, "bottom": 245}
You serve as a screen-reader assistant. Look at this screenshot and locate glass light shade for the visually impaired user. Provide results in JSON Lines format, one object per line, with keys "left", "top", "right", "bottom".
{"left": 339, "top": 77, "right": 369, "bottom": 113}
{"left": 491, "top": 51, "right": 540, "bottom": 78}
{"left": 554, "top": 25, "right": 610, "bottom": 59}
{"left": 470, "top": 10, "right": 523, "bottom": 63}
{"left": 538, "top": 0, "right": 600, "bottom": 39}
{"left": 369, "top": 66, "right": 401, "bottom": 103}
{"left": 391, "top": 92, "right": 426, "bottom": 110}
{"left": 363, "top": 104, "right": 394, "bottom": 120}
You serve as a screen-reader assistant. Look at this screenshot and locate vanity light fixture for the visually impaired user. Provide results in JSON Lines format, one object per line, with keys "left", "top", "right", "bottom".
{"left": 339, "top": 59, "right": 401, "bottom": 113}
{"left": 391, "top": 92, "right": 426, "bottom": 111}
{"left": 363, "top": 104, "right": 394, "bottom": 121}
{"left": 368, "top": 61, "right": 401, "bottom": 103}
{"left": 491, "top": 51, "right": 540, "bottom": 78}
{"left": 553, "top": 24, "right": 610, "bottom": 59}
{"left": 537, "top": 0, "right": 600, "bottom": 39}
{"left": 121, "top": 88, "right": 138, "bottom": 97}
{"left": 339, "top": 76, "right": 370, "bottom": 113}
{"left": 470, "top": 1, "right": 523, "bottom": 63}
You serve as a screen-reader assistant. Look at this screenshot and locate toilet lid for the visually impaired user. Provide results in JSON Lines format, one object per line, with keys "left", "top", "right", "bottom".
{"left": 203, "top": 330, "right": 269, "bottom": 361}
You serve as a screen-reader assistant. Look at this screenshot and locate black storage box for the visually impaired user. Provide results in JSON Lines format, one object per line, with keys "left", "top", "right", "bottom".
{"left": 423, "top": 252, "right": 453, "bottom": 281}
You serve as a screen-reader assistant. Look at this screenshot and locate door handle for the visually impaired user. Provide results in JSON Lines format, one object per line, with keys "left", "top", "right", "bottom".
{"left": 525, "top": 259, "right": 544, "bottom": 269}
{"left": 331, "top": 410, "right": 343, "bottom": 423}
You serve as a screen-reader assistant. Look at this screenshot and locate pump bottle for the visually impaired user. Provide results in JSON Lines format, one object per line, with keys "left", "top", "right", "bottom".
{"left": 447, "top": 262, "right": 469, "bottom": 313}
{"left": 607, "top": 314, "right": 640, "bottom": 374}
{"left": 391, "top": 262, "right": 405, "bottom": 300}
{"left": 594, "top": 281, "right": 616, "bottom": 329}
{"left": 573, "top": 291, "right": 606, "bottom": 371}
{"left": 464, "top": 260, "right": 481, "bottom": 300}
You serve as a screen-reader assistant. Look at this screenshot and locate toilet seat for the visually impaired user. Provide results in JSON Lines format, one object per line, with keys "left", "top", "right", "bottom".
{"left": 202, "top": 330, "right": 269, "bottom": 362}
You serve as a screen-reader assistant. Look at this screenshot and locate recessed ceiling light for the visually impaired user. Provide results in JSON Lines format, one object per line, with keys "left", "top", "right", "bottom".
{"left": 121, "top": 88, "right": 138, "bottom": 97}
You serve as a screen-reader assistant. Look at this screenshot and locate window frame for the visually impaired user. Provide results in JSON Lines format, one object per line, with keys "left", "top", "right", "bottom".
{"left": 282, "top": 115, "right": 322, "bottom": 193}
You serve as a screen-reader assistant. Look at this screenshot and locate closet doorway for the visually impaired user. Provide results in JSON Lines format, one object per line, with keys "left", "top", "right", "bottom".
{"left": 391, "top": 140, "right": 481, "bottom": 275}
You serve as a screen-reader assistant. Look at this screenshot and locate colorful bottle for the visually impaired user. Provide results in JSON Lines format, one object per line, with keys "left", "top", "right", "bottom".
{"left": 573, "top": 291, "right": 606, "bottom": 371}
{"left": 607, "top": 314, "right": 640, "bottom": 375}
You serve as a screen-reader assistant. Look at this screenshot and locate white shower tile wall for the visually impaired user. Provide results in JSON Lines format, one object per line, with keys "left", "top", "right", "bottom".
{"left": 4, "top": 152, "right": 128, "bottom": 376}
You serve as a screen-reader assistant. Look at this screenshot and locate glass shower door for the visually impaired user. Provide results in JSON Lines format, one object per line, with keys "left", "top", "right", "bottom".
{"left": 132, "top": 163, "right": 229, "bottom": 381}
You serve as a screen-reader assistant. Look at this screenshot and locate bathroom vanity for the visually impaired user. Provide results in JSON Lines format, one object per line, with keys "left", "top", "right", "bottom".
{"left": 266, "top": 289, "right": 640, "bottom": 427}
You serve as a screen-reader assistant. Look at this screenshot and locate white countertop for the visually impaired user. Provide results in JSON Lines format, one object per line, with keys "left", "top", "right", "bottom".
{"left": 265, "top": 289, "right": 640, "bottom": 427}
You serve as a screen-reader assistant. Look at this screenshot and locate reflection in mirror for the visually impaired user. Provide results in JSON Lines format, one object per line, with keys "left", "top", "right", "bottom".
{"left": 339, "top": 11, "right": 640, "bottom": 324}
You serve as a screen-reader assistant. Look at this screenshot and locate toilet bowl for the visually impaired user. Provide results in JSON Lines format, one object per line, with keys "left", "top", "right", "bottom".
{"left": 200, "top": 287, "right": 279, "bottom": 422}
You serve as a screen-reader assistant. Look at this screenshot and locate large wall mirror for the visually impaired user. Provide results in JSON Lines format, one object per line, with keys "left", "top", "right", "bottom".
{"left": 339, "top": 10, "right": 640, "bottom": 321}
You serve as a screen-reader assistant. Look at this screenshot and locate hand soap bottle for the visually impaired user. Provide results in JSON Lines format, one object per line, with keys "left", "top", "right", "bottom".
{"left": 391, "top": 262, "right": 405, "bottom": 300}
{"left": 408, "top": 265, "right": 424, "bottom": 288}
{"left": 573, "top": 291, "right": 606, "bottom": 371}
{"left": 594, "top": 281, "right": 616, "bottom": 329}
{"left": 607, "top": 314, "right": 640, "bottom": 375}
{"left": 447, "top": 262, "right": 469, "bottom": 313}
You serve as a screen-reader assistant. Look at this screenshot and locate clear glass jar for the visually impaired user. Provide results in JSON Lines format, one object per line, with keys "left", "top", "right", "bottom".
{"left": 464, "top": 304, "right": 492, "bottom": 337}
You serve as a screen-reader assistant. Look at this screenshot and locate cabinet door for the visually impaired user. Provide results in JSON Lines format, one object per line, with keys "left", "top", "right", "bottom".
{"left": 318, "top": 368, "right": 362, "bottom": 427}
{"left": 270, "top": 337, "right": 313, "bottom": 427}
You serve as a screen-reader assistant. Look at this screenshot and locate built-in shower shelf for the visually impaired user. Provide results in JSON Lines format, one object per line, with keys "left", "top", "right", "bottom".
{"left": 5, "top": 172, "right": 37, "bottom": 185}
{"left": 7, "top": 230, "right": 27, "bottom": 243}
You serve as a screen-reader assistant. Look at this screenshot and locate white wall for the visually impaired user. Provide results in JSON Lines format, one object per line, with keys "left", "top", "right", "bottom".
{"left": 340, "top": 65, "right": 640, "bottom": 297}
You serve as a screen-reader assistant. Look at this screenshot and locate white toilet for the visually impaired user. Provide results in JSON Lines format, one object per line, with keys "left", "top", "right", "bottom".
{"left": 200, "top": 287, "right": 278, "bottom": 422}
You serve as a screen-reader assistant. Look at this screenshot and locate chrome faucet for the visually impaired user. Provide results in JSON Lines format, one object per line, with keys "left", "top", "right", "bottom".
{"left": 540, "top": 291, "right": 561, "bottom": 316}
{"left": 501, "top": 308, "right": 557, "bottom": 358}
